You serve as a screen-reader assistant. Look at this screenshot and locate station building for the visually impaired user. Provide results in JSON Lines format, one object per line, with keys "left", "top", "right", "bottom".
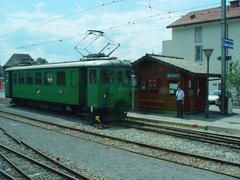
{"left": 132, "top": 54, "right": 220, "bottom": 113}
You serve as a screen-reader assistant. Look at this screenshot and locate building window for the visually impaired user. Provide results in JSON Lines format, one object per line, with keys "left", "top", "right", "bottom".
{"left": 18, "top": 72, "right": 25, "bottom": 84}
{"left": 169, "top": 82, "right": 178, "bottom": 95}
{"left": 35, "top": 72, "right": 42, "bottom": 85}
{"left": 195, "top": 26, "right": 202, "bottom": 43}
{"left": 27, "top": 72, "right": 33, "bottom": 84}
{"left": 44, "top": 72, "right": 53, "bottom": 85}
{"left": 195, "top": 45, "right": 203, "bottom": 62}
{"left": 196, "top": 79, "right": 203, "bottom": 96}
{"left": 57, "top": 71, "right": 65, "bottom": 86}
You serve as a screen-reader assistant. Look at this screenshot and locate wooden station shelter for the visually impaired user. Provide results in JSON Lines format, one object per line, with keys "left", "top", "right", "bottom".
{"left": 132, "top": 54, "right": 220, "bottom": 113}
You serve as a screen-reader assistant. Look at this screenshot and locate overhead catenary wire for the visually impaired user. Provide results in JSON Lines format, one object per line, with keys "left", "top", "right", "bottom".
{"left": 12, "top": 15, "right": 177, "bottom": 50}
{"left": 123, "top": 0, "right": 231, "bottom": 13}
{"left": 0, "top": 0, "right": 125, "bottom": 39}
{"left": 16, "top": 33, "right": 86, "bottom": 49}
{"left": 1, "top": 1, "right": 228, "bottom": 51}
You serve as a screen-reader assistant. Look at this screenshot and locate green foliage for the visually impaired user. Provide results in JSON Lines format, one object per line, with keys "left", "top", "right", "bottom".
{"left": 228, "top": 61, "right": 240, "bottom": 98}
{"left": 36, "top": 57, "right": 48, "bottom": 64}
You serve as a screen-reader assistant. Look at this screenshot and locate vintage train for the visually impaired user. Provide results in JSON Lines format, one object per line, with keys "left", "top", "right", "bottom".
{"left": 4, "top": 57, "right": 132, "bottom": 121}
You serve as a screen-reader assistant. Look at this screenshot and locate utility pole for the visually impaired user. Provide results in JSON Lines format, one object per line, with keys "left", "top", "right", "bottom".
{"left": 221, "top": 0, "right": 227, "bottom": 114}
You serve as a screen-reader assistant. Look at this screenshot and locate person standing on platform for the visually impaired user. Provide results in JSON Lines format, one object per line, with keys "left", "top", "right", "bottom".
{"left": 176, "top": 83, "right": 185, "bottom": 118}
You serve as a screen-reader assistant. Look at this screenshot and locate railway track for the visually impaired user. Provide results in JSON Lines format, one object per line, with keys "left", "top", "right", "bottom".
{"left": 0, "top": 110, "right": 240, "bottom": 179}
{"left": 0, "top": 126, "right": 90, "bottom": 180}
{"left": 121, "top": 119, "right": 240, "bottom": 150}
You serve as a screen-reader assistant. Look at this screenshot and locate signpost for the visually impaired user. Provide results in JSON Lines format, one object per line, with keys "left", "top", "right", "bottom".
{"left": 224, "top": 38, "right": 234, "bottom": 49}
{"left": 217, "top": 56, "right": 232, "bottom": 61}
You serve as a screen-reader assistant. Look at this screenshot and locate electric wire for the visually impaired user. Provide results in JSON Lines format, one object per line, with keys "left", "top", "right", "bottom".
{"left": 9, "top": 15, "right": 175, "bottom": 50}
{"left": 0, "top": 0, "right": 125, "bottom": 39}
{"left": 0, "top": 1, "right": 231, "bottom": 51}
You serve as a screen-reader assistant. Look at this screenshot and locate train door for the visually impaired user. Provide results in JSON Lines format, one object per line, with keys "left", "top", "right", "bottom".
{"left": 87, "top": 68, "right": 99, "bottom": 109}
{"left": 4, "top": 72, "right": 12, "bottom": 98}
{"left": 79, "top": 67, "right": 87, "bottom": 106}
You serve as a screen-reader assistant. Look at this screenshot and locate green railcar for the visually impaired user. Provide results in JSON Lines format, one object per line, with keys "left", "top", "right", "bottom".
{"left": 4, "top": 58, "right": 132, "bottom": 119}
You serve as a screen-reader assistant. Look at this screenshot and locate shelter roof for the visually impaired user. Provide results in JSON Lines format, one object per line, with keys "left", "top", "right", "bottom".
{"left": 133, "top": 54, "right": 220, "bottom": 77}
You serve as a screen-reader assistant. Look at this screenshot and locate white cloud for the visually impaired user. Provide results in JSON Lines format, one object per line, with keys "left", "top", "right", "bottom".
{"left": 0, "top": 6, "right": 180, "bottom": 64}
{"left": 35, "top": 2, "right": 45, "bottom": 12}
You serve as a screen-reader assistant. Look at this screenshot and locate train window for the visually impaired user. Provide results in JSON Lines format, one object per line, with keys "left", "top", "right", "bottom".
{"left": 89, "top": 69, "right": 97, "bottom": 84}
{"left": 57, "top": 71, "right": 65, "bottom": 86}
{"left": 13, "top": 73, "right": 17, "bottom": 84}
{"left": 125, "top": 70, "right": 131, "bottom": 83}
{"left": 35, "top": 72, "right": 42, "bottom": 85}
{"left": 117, "top": 70, "right": 123, "bottom": 83}
{"left": 27, "top": 72, "right": 33, "bottom": 84}
{"left": 100, "top": 69, "right": 114, "bottom": 84}
{"left": 71, "top": 71, "right": 77, "bottom": 87}
{"left": 5, "top": 73, "right": 9, "bottom": 83}
{"left": 18, "top": 72, "right": 25, "bottom": 84}
{"left": 44, "top": 72, "right": 53, "bottom": 85}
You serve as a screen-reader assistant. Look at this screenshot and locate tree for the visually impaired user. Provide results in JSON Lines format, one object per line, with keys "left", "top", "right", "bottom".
{"left": 227, "top": 61, "right": 240, "bottom": 104}
{"left": 36, "top": 57, "right": 48, "bottom": 64}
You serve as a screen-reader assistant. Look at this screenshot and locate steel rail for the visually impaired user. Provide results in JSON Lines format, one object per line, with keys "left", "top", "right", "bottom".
{"left": 0, "top": 144, "right": 80, "bottom": 180}
{"left": 0, "top": 126, "right": 89, "bottom": 180}
{"left": 127, "top": 118, "right": 240, "bottom": 140}
{"left": 124, "top": 119, "right": 240, "bottom": 143}
{"left": 0, "top": 169, "right": 15, "bottom": 180}
{"left": 0, "top": 110, "right": 240, "bottom": 178}
{"left": 120, "top": 121, "right": 240, "bottom": 149}
{"left": 0, "top": 153, "right": 31, "bottom": 179}
{"left": 0, "top": 127, "right": 22, "bottom": 144}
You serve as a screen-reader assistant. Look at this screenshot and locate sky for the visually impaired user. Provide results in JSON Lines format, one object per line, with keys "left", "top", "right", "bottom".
{"left": 0, "top": 0, "right": 231, "bottom": 65}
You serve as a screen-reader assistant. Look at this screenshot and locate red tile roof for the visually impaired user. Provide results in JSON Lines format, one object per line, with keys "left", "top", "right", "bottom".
{"left": 167, "top": 5, "right": 240, "bottom": 28}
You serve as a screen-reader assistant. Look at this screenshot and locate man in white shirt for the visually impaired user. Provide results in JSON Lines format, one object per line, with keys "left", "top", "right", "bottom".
{"left": 176, "top": 83, "right": 185, "bottom": 118}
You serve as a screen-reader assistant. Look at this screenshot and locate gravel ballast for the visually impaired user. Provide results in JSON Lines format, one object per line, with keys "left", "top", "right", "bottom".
{"left": 0, "top": 106, "right": 239, "bottom": 179}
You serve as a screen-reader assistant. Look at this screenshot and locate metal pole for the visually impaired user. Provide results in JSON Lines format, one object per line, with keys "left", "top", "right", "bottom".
{"left": 131, "top": 74, "right": 136, "bottom": 111}
{"left": 205, "top": 57, "right": 209, "bottom": 118}
{"left": 132, "top": 85, "right": 135, "bottom": 110}
{"left": 221, "top": 0, "right": 227, "bottom": 114}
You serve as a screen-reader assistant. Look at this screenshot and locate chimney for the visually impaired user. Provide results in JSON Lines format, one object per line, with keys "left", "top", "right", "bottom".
{"left": 230, "top": 0, "right": 240, "bottom": 8}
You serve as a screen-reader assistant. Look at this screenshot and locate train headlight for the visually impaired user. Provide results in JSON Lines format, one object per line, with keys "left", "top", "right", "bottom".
{"left": 95, "top": 116, "right": 101, "bottom": 122}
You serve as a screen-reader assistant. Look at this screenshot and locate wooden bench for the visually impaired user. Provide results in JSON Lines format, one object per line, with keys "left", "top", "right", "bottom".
{"left": 138, "top": 99, "right": 163, "bottom": 109}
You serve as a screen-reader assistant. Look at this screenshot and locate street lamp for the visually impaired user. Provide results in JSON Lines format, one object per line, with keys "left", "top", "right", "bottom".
{"left": 203, "top": 48, "right": 214, "bottom": 118}
{"left": 131, "top": 73, "right": 136, "bottom": 111}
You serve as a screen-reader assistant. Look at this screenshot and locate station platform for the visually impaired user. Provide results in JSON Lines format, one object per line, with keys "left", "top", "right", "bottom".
{"left": 127, "top": 106, "right": 240, "bottom": 136}
{"left": 1, "top": 90, "right": 240, "bottom": 136}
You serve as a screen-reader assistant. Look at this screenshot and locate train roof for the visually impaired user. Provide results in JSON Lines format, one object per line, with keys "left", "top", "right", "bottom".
{"left": 5, "top": 58, "right": 132, "bottom": 71}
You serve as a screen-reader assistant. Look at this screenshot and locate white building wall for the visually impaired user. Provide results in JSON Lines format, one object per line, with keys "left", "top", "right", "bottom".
{"left": 162, "top": 18, "right": 240, "bottom": 92}
{"left": 163, "top": 27, "right": 195, "bottom": 60}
